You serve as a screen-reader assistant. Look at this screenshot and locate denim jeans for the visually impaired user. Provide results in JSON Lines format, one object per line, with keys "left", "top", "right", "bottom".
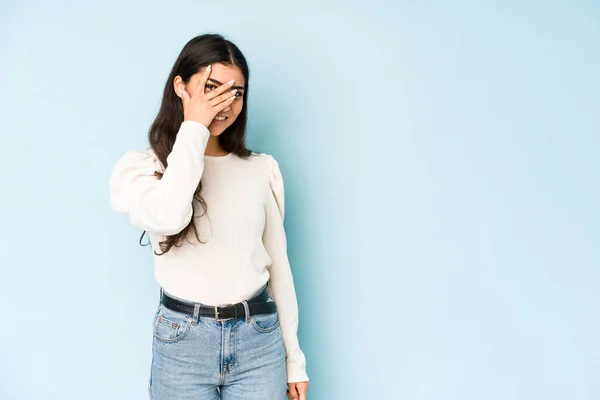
{"left": 148, "top": 285, "right": 288, "bottom": 399}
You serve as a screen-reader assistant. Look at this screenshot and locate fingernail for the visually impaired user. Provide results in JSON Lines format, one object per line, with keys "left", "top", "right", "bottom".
{"left": 207, "top": 64, "right": 211, "bottom": 71}
{"left": 227, "top": 79, "right": 234, "bottom": 85}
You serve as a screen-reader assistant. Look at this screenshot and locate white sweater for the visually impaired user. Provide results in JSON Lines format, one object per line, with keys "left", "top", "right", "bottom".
{"left": 109, "top": 121, "right": 308, "bottom": 383}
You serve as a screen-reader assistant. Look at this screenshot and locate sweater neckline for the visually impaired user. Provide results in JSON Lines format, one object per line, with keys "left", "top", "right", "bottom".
{"left": 204, "top": 152, "right": 233, "bottom": 160}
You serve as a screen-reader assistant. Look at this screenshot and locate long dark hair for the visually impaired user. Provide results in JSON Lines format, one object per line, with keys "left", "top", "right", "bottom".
{"left": 141, "top": 33, "right": 253, "bottom": 255}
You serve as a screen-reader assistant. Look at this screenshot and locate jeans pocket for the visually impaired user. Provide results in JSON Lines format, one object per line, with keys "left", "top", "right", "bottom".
{"left": 250, "top": 311, "right": 280, "bottom": 333}
{"left": 153, "top": 305, "right": 192, "bottom": 343}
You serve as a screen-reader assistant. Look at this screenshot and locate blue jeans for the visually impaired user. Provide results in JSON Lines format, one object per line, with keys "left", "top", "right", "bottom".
{"left": 148, "top": 285, "right": 288, "bottom": 399}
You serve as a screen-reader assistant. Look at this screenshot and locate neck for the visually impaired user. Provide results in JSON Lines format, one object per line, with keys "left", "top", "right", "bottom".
{"left": 204, "top": 134, "right": 229, "bottom": 156}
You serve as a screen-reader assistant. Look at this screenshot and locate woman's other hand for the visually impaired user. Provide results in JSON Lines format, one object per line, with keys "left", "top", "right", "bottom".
{"left": 287, "top": 381, "right": 309, "bottom": 400}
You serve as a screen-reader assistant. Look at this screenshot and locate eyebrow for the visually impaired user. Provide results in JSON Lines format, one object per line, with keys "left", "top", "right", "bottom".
{"left": 207, "top": 78, "right": 245, "bottom": 91}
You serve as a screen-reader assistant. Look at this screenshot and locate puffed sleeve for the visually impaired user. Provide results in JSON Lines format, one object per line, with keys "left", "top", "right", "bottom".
{"left": 262, "top": 154, "right": 310, "bottom": 383}
{"left": 268, "top": 155, "right": 285, "bottom": 220}
{"left": 109, "top": 121, "right": 211, "bottom": 235}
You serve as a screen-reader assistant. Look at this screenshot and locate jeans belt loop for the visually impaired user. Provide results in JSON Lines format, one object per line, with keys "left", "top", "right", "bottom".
{"left": 242, "top": 300, "right": 251, "bottom": 323}
{"left": 192, "top": 303, "right": 201, "bottom": 325}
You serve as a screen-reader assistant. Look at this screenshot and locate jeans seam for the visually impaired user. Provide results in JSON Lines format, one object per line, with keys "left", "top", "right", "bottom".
{"left": 148, "top": 342, "right": 154, "bottom": 399}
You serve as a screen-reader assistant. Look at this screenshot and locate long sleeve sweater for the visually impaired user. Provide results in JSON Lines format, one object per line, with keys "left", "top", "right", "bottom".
{"left": 108, "top": 120, "right": 309, "bottom": 383}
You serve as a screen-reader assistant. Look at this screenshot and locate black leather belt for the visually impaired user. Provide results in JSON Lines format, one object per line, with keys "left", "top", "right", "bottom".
{"left": 160, "top": 285, "right": 277, "bottom": 321}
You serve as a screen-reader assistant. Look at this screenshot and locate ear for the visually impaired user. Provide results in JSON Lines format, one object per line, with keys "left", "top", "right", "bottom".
{"left": 173, "top": 75, "right": 185, "bottom": 99}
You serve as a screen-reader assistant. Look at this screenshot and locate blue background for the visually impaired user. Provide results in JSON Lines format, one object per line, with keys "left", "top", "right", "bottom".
{"left": 1, "top": 1, "right": 598, "bottom": 399}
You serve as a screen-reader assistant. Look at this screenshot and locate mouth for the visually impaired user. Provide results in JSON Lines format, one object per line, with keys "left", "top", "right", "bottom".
{"left": 214, "top": 115, "right": 228, "bottom": 122}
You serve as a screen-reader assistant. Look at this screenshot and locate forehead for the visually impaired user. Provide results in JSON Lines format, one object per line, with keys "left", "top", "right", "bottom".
{"left": 194, "top": 62, "right": 246, "bottom": 87}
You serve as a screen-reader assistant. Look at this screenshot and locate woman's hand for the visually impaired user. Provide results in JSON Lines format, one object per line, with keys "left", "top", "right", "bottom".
{"left": 287, "top": 381, "right": 309, "bottom": 400}
{"left": 177, "top": 64, "right": 237, "bottom": 128}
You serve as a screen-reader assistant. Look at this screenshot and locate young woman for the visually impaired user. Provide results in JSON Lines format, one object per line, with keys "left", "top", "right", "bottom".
{"left": 109, "top": 33, "right": 310, "bottom": 400}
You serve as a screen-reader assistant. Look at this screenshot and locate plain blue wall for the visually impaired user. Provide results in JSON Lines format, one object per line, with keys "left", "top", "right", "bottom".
{"left": 1, "top": 1, "right": 598, "bottom": 399}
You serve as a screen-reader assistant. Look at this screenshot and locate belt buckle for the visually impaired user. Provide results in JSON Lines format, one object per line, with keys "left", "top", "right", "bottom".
{"left": 214, "top": 305, "right": 233, "bottom": 322}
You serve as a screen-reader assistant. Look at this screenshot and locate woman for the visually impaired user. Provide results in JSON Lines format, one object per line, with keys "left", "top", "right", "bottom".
{"left": 109, "top": 33, "right": 310, "bottom": 400}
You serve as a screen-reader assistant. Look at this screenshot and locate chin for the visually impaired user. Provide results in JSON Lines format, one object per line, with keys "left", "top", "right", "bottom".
{"left": 208, "top": 127, "right": 227, "bottom": 136}
{"left": 209, "top": 123, "right": 234, "bottom": 136}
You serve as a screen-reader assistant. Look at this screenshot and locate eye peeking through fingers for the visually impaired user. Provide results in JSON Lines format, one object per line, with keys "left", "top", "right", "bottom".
{"left": 205, "top": 84, "right": 244, "bottom": 97}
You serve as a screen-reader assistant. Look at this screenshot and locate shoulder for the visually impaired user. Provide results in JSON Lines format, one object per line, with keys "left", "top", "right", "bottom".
{"left": 251, "top": 152, "right": 282, "bottom": 180}
{"left": 112, "top": 148, "right": 164, "bottom": 176}
{"left": 251, "top": 152, "right": 285, "bottom": 218}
